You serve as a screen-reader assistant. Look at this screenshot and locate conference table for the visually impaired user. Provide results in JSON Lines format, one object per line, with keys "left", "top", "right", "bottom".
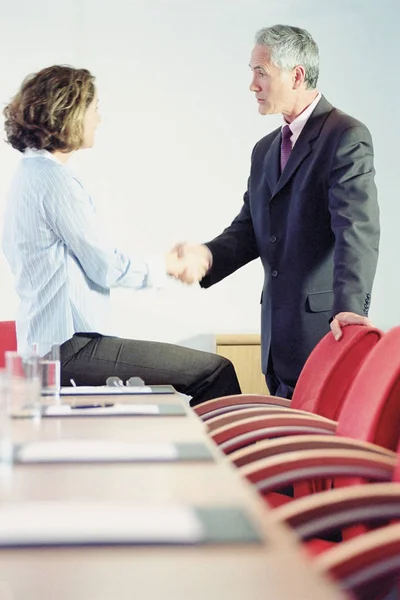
{"left": 0, "top": 389, "right": 348, "bottom": 600}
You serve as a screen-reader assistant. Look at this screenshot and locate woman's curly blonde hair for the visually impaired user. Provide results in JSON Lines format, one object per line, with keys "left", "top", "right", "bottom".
{"left": 4, "top": 65, "right": 96, "bottom": 153}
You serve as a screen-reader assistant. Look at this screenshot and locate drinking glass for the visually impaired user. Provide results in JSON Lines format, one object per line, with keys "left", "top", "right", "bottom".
{"left": 5, "top": 351, "right": 41, "bottom": 418}
{"left": 32, "top": 342, "right": 61, "bottom": 401}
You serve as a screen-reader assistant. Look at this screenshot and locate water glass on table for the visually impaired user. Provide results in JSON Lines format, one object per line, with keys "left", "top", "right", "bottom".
{"left": 32, "top": 342, "right": 61, "bottom": 401}
{"left": 4, "top": 351, "right": 42, "bottom": 418}
{"left": 0, "top": 370, "right": 13, "bottom": 464}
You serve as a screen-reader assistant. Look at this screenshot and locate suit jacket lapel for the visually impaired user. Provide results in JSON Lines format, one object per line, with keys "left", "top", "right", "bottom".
{"left": 263, "top": 128, "right": 281, "bottom": 193}
{"left": 271, "top": 96, "right": 334, "bottom": 199}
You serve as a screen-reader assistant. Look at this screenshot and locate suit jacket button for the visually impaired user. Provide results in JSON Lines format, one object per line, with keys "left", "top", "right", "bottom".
{"left": 271, "top": 270, "right": 278, "bottom": 277}
{"left": 270, "top": 235, "right": 277, "bottom": 243}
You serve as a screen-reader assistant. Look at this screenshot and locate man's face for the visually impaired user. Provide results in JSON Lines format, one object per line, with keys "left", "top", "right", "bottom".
{"left": 249, "top": 44, "right": 294, "bottom": 116}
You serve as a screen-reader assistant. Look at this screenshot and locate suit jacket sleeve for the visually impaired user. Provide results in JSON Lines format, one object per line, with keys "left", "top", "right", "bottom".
{"left": 200, "top": 184, "right": 259, "bottom": 288}
{"left": 329, "top": 124, "right": 380, "bottom": 316}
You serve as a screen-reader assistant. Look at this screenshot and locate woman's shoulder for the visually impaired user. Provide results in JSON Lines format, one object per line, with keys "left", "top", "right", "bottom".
{"left": 21, "top": 153, "right": 75, "bottom": 188}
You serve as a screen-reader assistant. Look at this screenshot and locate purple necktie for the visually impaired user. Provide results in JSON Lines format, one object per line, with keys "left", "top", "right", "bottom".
{"left": 280, "top": 124, "right": 292, "bottom": 172}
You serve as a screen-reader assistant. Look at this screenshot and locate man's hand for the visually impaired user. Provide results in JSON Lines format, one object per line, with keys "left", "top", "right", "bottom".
{"left": 165, "top": 243, "right": 212, "bottom": 284}
{"left": 168, "top": 242, "right": 213, "bottom": 284}
{"left": 330, "top": 311, "right": 374, "bottom": 341}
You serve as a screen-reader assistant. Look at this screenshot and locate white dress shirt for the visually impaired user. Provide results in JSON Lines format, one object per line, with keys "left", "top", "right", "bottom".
{"left": 2, "top": 149, "right": 165, "bottom": 354}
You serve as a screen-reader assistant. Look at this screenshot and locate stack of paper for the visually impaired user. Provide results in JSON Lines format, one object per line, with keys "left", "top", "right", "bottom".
{"left": 17, "top": 440, "right": 179, "bottom": 463}
{"left": 0, "top": 503, "right": 204, "bottom": 546}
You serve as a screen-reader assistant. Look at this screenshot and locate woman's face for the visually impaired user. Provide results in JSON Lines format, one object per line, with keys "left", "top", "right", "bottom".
{"left": 82, "top": 93, "right": 101, "bottom": 148}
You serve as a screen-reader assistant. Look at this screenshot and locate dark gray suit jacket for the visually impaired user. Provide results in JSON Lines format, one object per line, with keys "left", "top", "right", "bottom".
{"left": 201, "top": 96, "right": 380, "bottom": 388}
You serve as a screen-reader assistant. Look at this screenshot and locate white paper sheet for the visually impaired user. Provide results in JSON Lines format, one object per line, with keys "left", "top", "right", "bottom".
{"left": 60, "top": 386, "right": 153, "bottom": 395}
{"left": 0, "top": 503, "right": 204, "bottom": 546}
{"left": 44, "top": 403, "right": 160, "bottom": 417}
{"left": 18, "top": 440, "right": 179, "bottom": 463}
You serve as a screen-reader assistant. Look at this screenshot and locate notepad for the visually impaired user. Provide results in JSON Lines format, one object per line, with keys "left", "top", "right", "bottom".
{"left": 0, "top": 504, "right": 261, "bottom": 546}
{"left": 15, "top": 440, "right": 213, "bottom": 464}
{"left": 60, "top": 384, "right": 175, "bottom": 396}
{"left": 17, "top": 440, "right": 178, "bottom": 462}
{"left": 61, "top": 386, "right": 152, "bottom": 395}
{"left": 11, "top": 402, "right": 186, "bottom": 419}
{"left": 45, "top": 403, "right": 160, "bottom": 416}
{"left": 17, "top": 440, "right": 177, "bottom": 462}
{"left": 0, "top": 503, "right": 203, "bottom": 546}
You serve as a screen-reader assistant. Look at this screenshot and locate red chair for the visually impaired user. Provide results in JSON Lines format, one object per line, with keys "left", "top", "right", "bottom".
{"left": 219, "top": 326, "right": 400, "bottom": 510}
{"left": 318, "top": 523, "right": 400, "bottom": 600}
{"left": 270, "top": 443, "right": 400, "bottom": 598}
{"left": 209, "top": 325, "right": 400, "bottom": 458}
{"left": 225, "top": 418, "right": 400, "bottom": 599}
{"left": 195, "top": 325, "right": 383, "bottom": 429}
{"left": 271, "top": 446, "right": 400, "bottom": 544}
{"left": 0, "top": 320, "right": 17, "bottom": 368}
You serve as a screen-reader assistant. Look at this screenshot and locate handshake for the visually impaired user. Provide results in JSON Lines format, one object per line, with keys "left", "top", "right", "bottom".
{"left": 165, "top": 243, "right": 212, "bottom": 284}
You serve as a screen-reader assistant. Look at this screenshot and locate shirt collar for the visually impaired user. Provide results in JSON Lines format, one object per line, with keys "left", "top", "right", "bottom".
{"left": 282, "top": 92, "right": 322, "bottom": 146}
{"left": 23, "top": 148, "right": 63, "bottom": 165}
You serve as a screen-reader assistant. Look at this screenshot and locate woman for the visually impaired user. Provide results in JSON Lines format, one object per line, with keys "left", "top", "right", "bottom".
{"left": 2, "top": 65, "right": 241, "bottom": 404}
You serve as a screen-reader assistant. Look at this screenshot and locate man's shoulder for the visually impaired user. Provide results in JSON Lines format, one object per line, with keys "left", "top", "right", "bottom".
{"left": 323, "top": 106, "right": 374, "bottom": 149}
{"left": 260, "top": 125, "right": 281, "bottom": 142}
{"left": 324, "top": 103, "right": 370, "bottom": 133}
{"left": 252, "top": 126, "right": 281, "bottom": 153}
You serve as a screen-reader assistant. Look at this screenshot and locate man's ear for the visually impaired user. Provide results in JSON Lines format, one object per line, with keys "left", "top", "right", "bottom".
{"left": 292, "top": 65, "right": 306, "bottom": 89}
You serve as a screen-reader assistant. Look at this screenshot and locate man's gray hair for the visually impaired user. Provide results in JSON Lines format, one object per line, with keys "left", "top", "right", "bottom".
{"left": 255, "top": 25, "right": 319, "bottom": 89}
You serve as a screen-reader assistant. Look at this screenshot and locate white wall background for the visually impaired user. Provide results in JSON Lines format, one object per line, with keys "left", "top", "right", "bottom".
{"left": 0, "top": 0, "right": 399, "bottom": 350}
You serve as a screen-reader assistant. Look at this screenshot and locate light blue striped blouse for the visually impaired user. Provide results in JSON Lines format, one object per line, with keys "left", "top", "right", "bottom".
{"left": 2, "top": 149, "right": 164, "bottom": 354}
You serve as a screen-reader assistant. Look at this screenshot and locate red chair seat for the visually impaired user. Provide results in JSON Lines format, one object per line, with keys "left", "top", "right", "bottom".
{"left": 306, "top": 538, "right": 334, "bottom": 556}
{"left": 263, "top": 491, "right": 292, "bottom": 508}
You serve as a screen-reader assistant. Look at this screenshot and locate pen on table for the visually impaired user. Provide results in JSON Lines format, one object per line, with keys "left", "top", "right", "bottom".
{"left": 69, "top": 378, "right": 113, "bottom": 408}
{"left": 71, "top": 403, "right": 114, "bottom": 409}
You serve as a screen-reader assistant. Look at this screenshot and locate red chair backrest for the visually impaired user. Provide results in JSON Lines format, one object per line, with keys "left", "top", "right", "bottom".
{"left": 0, "top": 321, "right": 17, "bottom": 368}
{"left": 292, "top": 325, "right": 383, "bottom": 420}
{"left": 337, "top": 326, "right": 400, "bottom": 452}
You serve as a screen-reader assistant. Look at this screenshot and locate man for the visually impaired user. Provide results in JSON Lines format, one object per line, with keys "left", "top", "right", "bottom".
{"left": 176, "top": 24, "right": 380, "bottom": 399}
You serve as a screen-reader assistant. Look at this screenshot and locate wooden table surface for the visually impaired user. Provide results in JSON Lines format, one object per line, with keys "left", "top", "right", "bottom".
{"left": 0, "top": 392, "right": 347, "bottom": 600}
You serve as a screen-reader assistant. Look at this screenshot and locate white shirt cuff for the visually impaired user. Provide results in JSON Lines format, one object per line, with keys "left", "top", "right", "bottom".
{"left": 146, "top": 255, "right": 167, "bottom": 289}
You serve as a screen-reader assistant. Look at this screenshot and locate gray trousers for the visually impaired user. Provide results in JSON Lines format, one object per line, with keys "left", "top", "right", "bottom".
{"left": 60, "top": 333, "right": 241, "bottom": 406}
